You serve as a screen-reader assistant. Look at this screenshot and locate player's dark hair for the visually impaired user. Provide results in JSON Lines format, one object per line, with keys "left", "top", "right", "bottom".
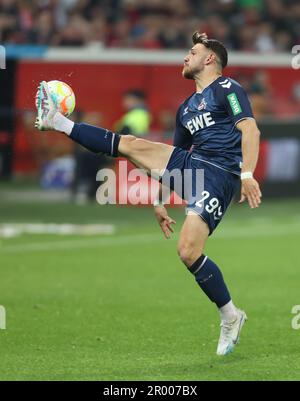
{"left": 192, "top": 32, "right": 228, "bottom": 69}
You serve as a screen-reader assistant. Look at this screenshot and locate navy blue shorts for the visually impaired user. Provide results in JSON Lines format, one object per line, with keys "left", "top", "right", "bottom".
{"left": 162, "top": 147, "right": 240, "bottom": 235}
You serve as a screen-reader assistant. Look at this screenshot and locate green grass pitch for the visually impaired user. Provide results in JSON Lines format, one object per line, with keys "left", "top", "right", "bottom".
{"left": 0, "top": 197, "right": 299, "bottom": 381}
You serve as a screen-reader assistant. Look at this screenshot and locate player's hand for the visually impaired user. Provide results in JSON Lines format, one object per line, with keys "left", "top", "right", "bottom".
{"left": 154, "top": 205, "right": 176, "bottom": 239}
{"left": 239, "top": 178, "right": 262, "bottom": 209}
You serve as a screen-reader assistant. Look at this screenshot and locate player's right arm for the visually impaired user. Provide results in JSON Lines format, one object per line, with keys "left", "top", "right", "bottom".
{"left": 173, "top": 106, "right": 193, "bottom": 150}
{"left": 154, "top": 197, "right": 176, "bottom": 239}
{"left": 154, "top": 106, "right": 191, "bottom": 238}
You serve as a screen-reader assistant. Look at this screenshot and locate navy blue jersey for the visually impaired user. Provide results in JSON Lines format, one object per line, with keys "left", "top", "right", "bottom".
{"left": 173, "top": 76, "right": 254, "bottom": 175}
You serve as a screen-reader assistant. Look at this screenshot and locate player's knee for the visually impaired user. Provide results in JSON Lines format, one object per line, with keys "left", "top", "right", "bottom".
{"left": 177, "top": 242, "right": 202, "bottom": 267}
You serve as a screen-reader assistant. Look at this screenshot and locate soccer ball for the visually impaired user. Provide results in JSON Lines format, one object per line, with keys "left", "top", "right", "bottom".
{"left": 47, "top": 80, "right": 76, "bottom": 117}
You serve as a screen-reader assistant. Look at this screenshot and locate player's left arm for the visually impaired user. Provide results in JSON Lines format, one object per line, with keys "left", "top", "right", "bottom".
{"left": 236, "top": 118, "right": 262, "bottom": 208}
{"left": 222, "top": 80, "right": 262, "bottom": 208}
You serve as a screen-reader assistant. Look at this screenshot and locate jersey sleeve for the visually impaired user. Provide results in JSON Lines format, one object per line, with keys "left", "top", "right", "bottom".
{"left": 220, "top": 79, "right": 254, "bottom": 125}
{"left": 173, "top": 106, "right": 193, "bottom": 150}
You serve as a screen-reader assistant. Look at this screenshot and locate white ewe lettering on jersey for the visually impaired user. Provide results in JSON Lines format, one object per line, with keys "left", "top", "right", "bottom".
{"left": 186, "top": 112, "right": 215, "bottom": 134}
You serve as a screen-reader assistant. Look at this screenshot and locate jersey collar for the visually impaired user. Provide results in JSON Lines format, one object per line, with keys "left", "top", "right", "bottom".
{"left": 196, "top": 75, "right": 223, "bottom": 94}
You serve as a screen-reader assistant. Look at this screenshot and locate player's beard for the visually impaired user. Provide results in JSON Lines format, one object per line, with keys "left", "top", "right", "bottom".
{"left": 182, "top": 68, "right": 195, "bottom": 80}
{"left": 182, "top": 65, "right": 202, "bottom": 80}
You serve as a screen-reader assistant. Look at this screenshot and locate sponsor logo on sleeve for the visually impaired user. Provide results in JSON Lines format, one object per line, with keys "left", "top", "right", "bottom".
{"left": 227, "top": 93, "right": 242, "bottom": 115}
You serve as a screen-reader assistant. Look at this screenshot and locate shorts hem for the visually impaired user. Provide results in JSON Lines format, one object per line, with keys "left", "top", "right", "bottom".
{"left": 185, "top": 207, "right": 213, "bottom": 235}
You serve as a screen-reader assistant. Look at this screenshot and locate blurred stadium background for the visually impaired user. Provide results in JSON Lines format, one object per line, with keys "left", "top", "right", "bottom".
{"left": 0, "top": 0, "right": 300, "bottom": 381}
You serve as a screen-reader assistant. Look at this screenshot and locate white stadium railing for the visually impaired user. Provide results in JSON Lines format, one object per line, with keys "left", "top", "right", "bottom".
{"left": 44, "top": 47, "right": 294, "bottom": 67}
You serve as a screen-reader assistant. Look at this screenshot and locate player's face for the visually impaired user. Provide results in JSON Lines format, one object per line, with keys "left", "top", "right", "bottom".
{"left": 182, "top": 44, "right": 210, "bottom": 79}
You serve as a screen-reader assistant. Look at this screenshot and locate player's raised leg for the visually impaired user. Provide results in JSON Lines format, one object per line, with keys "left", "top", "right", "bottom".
{"left": 177, "top": 213, "right": 247, "bottom": 356}
{"left": 118, "top": 135, "right": 174, "bottom": 173}
{"left": 35, "top": 81, "right": 174, "bottom": 175}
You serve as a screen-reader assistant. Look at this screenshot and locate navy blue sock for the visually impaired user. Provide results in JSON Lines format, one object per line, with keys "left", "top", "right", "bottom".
{"left": 70, "top": 123, "right": 120, "bottom": 157}
{"left": 188, "top": 255, "right": 231, "bottom": 308}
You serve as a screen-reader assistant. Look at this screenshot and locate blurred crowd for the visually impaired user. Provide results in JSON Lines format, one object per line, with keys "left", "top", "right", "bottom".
{"left": 0, "top": 0, "right": 299, "bottom": 52}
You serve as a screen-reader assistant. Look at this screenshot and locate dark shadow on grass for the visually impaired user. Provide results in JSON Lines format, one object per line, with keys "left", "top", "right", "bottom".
{"left": 99, "top": 353, "right": 253, "bottom": 381}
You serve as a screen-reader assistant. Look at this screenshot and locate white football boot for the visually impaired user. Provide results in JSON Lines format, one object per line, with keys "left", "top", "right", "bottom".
{"left": 216, "top": 309, "right": 247, "bottom": 356}
{"left": 35, "top": 81, "right": 57, "bottom": 131}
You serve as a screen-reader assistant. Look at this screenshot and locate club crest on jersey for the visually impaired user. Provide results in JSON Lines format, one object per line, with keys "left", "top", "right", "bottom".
{"left": 198, "top": 98, "right": 207, "bottom": 111}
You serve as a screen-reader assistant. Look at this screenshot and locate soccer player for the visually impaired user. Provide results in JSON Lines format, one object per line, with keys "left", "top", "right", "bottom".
{"left": 35, "top": 32, "right": 261, "bottom": 356}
